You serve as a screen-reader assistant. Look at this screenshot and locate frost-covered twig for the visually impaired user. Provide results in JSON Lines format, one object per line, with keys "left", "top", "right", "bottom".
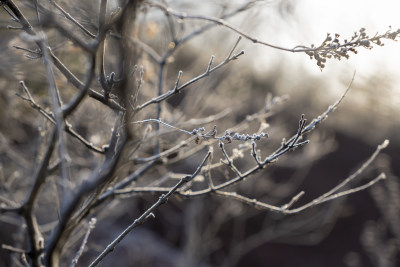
{"left": 88, "top": 151, "right": 212, "bottom": 267}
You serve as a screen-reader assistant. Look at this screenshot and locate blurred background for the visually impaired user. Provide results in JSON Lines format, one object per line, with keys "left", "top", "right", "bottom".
{"left": 0, "top": 0, "right": 399, "bottom": 266}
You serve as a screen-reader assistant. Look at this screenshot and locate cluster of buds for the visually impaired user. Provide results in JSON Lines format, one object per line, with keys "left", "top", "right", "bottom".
{"left": 219, "top": 130, "right": 267, "bottom": 143}
{"left": 304, "top": 27, "right": 400, "bottom": 69}
{"left": 190, "top": 127, "right": 206, "bottom": 135}
{"left": 191, "top": 126, "right": 217, "bottom": 144}
{"left": 190, "top": 126, "right": 267, "bottom": 144}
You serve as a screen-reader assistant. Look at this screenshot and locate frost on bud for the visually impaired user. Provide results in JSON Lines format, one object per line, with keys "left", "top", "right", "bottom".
{"left": 212, "top": 125, "right": 217, "bottom": 137}
{"left": 360, "top": 40, "right": 370, "bottom": 47}
{"left": 330, "top": 43, "right": 339, "bottom": 49}
{"left": 305, "top": 26, "right": 400, "bottom": 69}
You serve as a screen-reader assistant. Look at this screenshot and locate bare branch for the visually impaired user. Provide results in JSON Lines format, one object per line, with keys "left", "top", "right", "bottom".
{"left": 147, "top": 3, "right": 400, "bottom": 69}
{"left": 17, "top": 83, "right": 106, "bottom": 154}
{"left": 46, "top": 114, "right": 127, "bottom": 266}
{"left": 50, "top": 0, "right": 96, "bottom": 38}
{"left": 135, "top": 41, "right": 244, "bottom": 112}
{"left": 213, "top": 140, "right": 389, "bottom": 214}
{"left": 88, "top": 150, "right": 212, "bottom": 267}
{"left": 70, "top": 218, "right": 97, "bottom": 267}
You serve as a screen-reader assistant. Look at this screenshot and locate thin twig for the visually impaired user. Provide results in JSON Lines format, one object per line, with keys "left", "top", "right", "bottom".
{"left": 1, "top": 244, "right": 27, "bottom": 254}
{"left": 3, "top": 0, "right": 124, "bottom": 111}
{"left": 88, "top": 151, "right": 212, "bottom": 267}
{"left": 135, "top": 41, "right": 244, "bottom": 112}
{"left": 302, "top": 73, "right": 354, "bottom": 134}
{"left": 40, "top": 16, "right": 96, "bottom": 53}
{"left": 36, "top": 31, "right": 70, "bottom": 182}
{"left": 219, "top": 141, "right": 243, "bottom": 177}
{"left": 17, "top": 82, "right": 106, "bottom": 153}
{"left": 62, "top": 54, "right": 96, "bottom": 117}
{"left": 102, "top": 128, "right": 389, "bottom": 216}
{"left": 50, "top": 0, "right": 96, "bottom": 38}
{"left": 45, "top": 114, "right": 127, "bottom": 266}
{"left": 146, "top": 2, "right": 296, "bottom": 52}
{"left": 148, "top": 2, "right": 400, "bottom": 58}
{"left": 50, "top": 52, "right": 124, "bottom": 111}
{"left": 177, "top": 1, "right": 259, "bottom": 45}
{"left": 18, "top": 127, "right": 57, "bottom": 267}
{"left": 212, "top": 139, "right": 389, "bottom": 214}
{"left": 94, "top": 161, "right": 158, "bottom": 208}
{"left": 155, "top": 61, "right": 166, "bottom": 155}
{"left": 128, "top": 118, "right": 266, "bottom": 143}
{"left": 130, "top": 1, "right": 256, "bottom": 64}
{"left": 118, "top": 82, "right": 354, "bottom": 199}
{"left": 70, "top": 218, "right": 97, "bottom": 267}
{"left": 13, "top": 45, "right": 41, "bottom": 57}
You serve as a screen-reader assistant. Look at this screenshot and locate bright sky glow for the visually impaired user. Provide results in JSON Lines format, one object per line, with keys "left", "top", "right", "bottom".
{"left": 248, "top": 0, "right": 400, "bottom": 109}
